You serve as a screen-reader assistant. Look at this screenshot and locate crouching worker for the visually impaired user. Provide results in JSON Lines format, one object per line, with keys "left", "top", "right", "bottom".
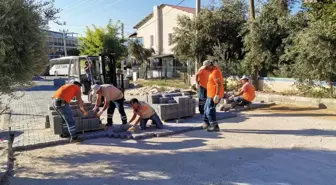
{"left": 127, "top": 98, "right": 163, "bottom": 132}
{"left": 230, "top": 75, "right": 255, "bottom": 108}
{"left": 52, "top": 81, "right": 87, "bottom": 142}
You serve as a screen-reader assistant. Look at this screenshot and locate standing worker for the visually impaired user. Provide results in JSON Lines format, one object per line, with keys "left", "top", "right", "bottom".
{"left": 195, "top": 60, "right": 211, "bottom": 115}
{"left": 202, "top": 61, "right": 224, "bottom": 132}
{"left": 91, "top": 84, "right": 128, "bottom": 128}
{"left": 52, "top": 81, "right": 87, "bottom": 142}
{"left": 84, "top": 61, "right": 93, "bottom": 83}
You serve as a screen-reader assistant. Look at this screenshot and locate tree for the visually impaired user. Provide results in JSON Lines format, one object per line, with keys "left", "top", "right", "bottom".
{"left": 67, "top": 48, "right": 80, "bottom": 56}
{"left": 79, "top": 20, "right": 126, "bottom": 61}
{"left": 127, "top": 39, "right": 155, "bottom": 79}
{"left": 172, "top": 0, "right": 248, "bottom": 75}
{"left": 241, "top": 0, "right": 294, "bottom": 88}
{"left": 0, "top": 0, "right": 59, "bottom": 113}
{"left": 281, "top": 1, "right": 336, "bottom": 97}
{"left": 127, "top": 39, "right": 154, "bottom": 63}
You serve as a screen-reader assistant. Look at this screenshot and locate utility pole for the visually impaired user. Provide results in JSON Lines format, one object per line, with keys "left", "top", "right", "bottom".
{"left": 249, "top": 0, "right": 259, "bottom": 90}
{"left": 195, "top": 0, "right": 201, "bottom": 76}
{"left": 249, "top": 0, "right": 255, "bottom": 21}
{"left": 61, "top": 29, "right": 68, "bottom": 57}
{"left": 121, "top": 23, "right": 124, "bottom": 40}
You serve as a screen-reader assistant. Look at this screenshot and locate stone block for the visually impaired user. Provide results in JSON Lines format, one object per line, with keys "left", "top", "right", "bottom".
{"left": 159, "top": 97, "right": 172, "bottom": 104}
{"left": 148, "top": 94, "right": 162, "bottom": 104}
{"left": 163, "top": 93, "right": 183, "bottom": 98}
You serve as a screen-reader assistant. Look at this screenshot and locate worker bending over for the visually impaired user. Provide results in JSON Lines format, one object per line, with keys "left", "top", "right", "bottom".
{"left": 202, "top": 61, "right": 224, "bottom": 132}
{"left": 127, "top": 98, "right": 163, "bottom": 132}
{"left": 52, "top": 81, "right": 87, "bottom": 142}
{"left": 91, "top": 84, "right": 128, "bottom": 128}
{"left": 230, "top": 75, "right": 255, "bottom": 108}
{"left": 195, "top": 60, "right": 211, "bottom": 115}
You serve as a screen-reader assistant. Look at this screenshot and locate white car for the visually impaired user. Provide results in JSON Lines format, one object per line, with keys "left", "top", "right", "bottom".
{"left": 49, "top": 64, "right": 70, "bottom": 76}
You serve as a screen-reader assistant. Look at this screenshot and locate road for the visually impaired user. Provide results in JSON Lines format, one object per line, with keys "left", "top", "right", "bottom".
{"left": 8, "top": 105, "right": 336, "bottom": 185}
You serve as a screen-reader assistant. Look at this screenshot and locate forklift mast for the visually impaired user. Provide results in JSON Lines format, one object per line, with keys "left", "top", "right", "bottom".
{"left": 99, "top": 53, "right": 124, "bottom": 93}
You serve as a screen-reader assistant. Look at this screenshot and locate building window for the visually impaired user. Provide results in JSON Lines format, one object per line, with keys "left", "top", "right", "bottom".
{"left": 150, "top": 35, "right": 154, "bottom": 46}
{"left": 168, "top": 33, "right": 173, "bottom": 46}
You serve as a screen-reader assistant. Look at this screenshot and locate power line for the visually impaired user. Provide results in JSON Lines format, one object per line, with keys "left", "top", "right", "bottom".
{"left": 62, "top": 0, "right": 93, "bottom": 12}
{"left": 84, "top": 0, "right": 126, "bottom": 15}
{"left": 135, "top": 0, "right": 188, "bottom": 32}
{"left": 61, "top": 0, "right": 82, "bottom": 10}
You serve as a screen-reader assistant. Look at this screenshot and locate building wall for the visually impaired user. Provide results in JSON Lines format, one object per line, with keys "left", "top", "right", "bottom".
{"left": 161, "top": 6, "right": 193, "bottom": 54}
{"left": 136, "top": 16, "right": 156, "bottom": 52}
{"left": 135, "top": 5, "right": 194, "bottom": 55}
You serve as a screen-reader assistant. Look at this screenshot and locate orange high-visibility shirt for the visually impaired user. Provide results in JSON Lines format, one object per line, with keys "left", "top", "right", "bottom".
{"left": 52, "top": 84, "right": 80, "bottom": 103}
{"left": 242, "top": 82, "right": 255, "bottom": 102}
{"left": 207, "top": 67, "right": 224, "bottom": 99}
{"left": 197, "top": 66, "right": 210, "bottom": 88}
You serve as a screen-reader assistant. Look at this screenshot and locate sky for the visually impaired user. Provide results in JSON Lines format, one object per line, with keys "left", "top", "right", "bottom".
{"left": 48, "top": 0, "right": 302, "bottom": 37}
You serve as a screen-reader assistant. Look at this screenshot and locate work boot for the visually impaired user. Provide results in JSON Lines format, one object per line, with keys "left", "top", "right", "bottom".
{"left": 207, "top": 124, "right": 220, "bottom": 132}
{"left": 60, "top": 133, "right": 70, "bottom": 138}
{"left": 70, "top": 135, "right": 84, "bottom": 143}
{"left": 202, "top": 123, "right": 210, "bottom": 130}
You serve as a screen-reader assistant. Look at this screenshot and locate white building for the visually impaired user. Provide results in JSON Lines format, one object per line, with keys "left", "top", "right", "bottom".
{"left": 45, "top": 30, "right": 79, "bottom": 59}
{"left": 130, "top": 4, "right": 195, "bottom": 78}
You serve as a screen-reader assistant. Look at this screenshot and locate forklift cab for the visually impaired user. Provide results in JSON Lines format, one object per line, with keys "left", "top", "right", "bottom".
{"left": 67, "top": 54, "right": 124, "bottom": 104}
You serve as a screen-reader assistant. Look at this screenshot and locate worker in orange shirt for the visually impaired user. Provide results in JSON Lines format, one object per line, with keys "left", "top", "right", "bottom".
{"left": 202, "top": 61, "right": 224, "bottom": 132}
{"left": 230, "top": 75, "right": 255, "bottom": 108}
{"left": 195, "top": 60, "right": 211, "bottom": 114}
{"left": 52, "top": 81, "right": 87, "bottom": 142}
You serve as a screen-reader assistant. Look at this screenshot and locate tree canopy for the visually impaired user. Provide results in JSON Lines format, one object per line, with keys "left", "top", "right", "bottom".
{"left": 79, "top": 20, "right": 126, "bottom": 61}
{"left": 0, "top": 0, "right": 59, "bottom": 94}
{"left": 171, "top": 0, "right": 336, "bottom": 97}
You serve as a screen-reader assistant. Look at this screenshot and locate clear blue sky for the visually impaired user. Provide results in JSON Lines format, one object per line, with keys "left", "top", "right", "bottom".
{"left": 48, "top": 0, "right": 302, "bottom": 36}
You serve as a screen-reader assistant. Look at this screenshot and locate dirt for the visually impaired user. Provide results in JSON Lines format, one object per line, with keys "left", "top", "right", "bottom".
{"left": 255, "top": 104, "right": 336, "bottom": 121}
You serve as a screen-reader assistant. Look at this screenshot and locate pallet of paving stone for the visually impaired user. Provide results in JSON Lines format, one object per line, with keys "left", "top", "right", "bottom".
{"left": 80, "top": 124, "right": 107, "bottom": 134}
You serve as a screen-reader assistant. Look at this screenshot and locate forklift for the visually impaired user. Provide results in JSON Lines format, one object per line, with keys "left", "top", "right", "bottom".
{"left": 65, "top": 54, "right": 124, "bottom": 104}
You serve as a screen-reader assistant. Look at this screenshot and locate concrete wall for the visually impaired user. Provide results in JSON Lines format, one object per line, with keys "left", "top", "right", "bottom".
{"left": 255, "top": 92, "right": 336, "bottom": 109}
{"left": 258, "top": 77, "right": 336, "bottom": 93}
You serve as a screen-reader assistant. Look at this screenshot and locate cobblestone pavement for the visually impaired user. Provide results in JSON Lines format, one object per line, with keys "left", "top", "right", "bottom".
{"left": 4, "top": 77, "right": 240, "bottom": 151}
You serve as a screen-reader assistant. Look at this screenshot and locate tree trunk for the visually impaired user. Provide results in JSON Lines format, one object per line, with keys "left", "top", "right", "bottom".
{"left": 329, "top": 81, "right": 334, "bottom": 98}
{"left": 252, "top": 66, "right": 259, "bottom": 91}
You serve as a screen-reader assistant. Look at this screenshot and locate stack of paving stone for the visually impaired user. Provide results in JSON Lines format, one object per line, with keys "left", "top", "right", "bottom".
{"left": 147, "top": 91, "right": 196, "bottom": 121}
{"left": 48, "top": 100, "right": 102, "bottom": 136}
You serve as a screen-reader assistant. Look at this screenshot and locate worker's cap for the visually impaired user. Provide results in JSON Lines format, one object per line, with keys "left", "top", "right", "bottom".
{"left": 70, "top": 80, "right": 82, "bottom": 87}
{"left": 203, "top": 60, "right": 213, "bottom": 67}
{"left": 240, "top": 75, "right": 250, "bottom": 80}
{"left": 91, "top": 84, "right": 102, "bottom": 95}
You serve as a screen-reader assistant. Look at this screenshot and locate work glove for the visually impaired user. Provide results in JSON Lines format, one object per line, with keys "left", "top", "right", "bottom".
{"left": 97, "top": 110, "right": 104, "bottom": 117}
{"left": 213, "top": 95, "right": 220, "bottom": 104}
{"left": 80, "top": 107, "right": 87, "bottom": 116}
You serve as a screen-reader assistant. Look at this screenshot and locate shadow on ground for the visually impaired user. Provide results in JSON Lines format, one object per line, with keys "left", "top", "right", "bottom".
{"left": 225, "top": 128, "right": 336, "bottom": 137}
{"left": 10, "top": 135, "right": 336, "bottom": 185}
{"left": 25, "top": 85, "right": 58, "bottom": 92}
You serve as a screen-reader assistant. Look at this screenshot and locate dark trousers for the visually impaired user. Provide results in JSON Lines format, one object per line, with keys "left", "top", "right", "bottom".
{"left": 198, "top": 86, "right": 207, "bottom": 114}
{"left": 231, "top": 97, "right": 251, "bottom": 108}
{"left": 107, "top": 98, "right": 127, "bottom": 125}
{"left": 203, "top": 98, "right": 218, "bottom": 125}
{"left": 140, "top": 113, "right": 163, "bottom": 130}
{"left": 52, "top": 99, "right": 76, "bottom": 137}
